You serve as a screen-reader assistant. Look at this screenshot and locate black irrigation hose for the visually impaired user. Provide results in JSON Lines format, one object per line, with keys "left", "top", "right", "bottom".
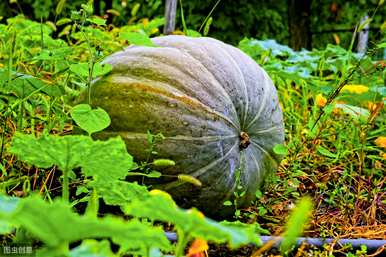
{"left": 164, "top": 232, "right": 386, "bottom": 252}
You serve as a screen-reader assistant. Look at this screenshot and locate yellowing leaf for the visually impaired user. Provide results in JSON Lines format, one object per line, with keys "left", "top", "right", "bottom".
{"left": 187, "top": 239, "right": 209, "bottom": 257}
{"left": 149, "top": 189, "right": 174, "bottom": 201}
{"left": 315, "top": 94, "right": 327, "bottom": 107}
{"left": 368, "top": 102, "right": 377, "bottom": 112}
{"left": 333, "top": 33, "right": 340, "bottom": 45}
{"left": 341, "top": 84, "right": 369, "bottom": 94}
{"left": 374, "top": 136, "right": 386, "bottom": 148}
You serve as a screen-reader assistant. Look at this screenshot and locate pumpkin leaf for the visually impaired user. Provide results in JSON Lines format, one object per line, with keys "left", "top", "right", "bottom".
{"left": 69, "top": 240, "right": 115, "bottom": 257}
{"left": 92, "top": 180, "right": 148, "bottom": 207}
{"left": 0, "top": 195, "right": 170, "bottom": 250}
{"left": 10, "top": 133, "right": 132, "bottom": 182}
{"left": 123, "top": 191, "right": 261, "bottom": 248}
{"left": 280, "top": 196, "right": 313, "bottom": 253}
{"left": 0, "top": 194, "right": 171, "bottom": 251}
{"left": 0, "top": 220, "right": 14, "bottom": 234}
{"left": 71, "top": 104, "right": 111, "bottom": 135}
{"left": 119, "top": 32, "right": 154, "bottom": 46}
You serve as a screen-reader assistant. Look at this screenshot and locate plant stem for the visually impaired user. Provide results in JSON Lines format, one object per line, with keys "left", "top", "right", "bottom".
{"left": 175, "top": 228, "right": 189, "bottom": 257}
{"left": 62, "top": 167, "right": 69, "bottom": 202}
{"left": 62, "top": 141, "right": 71, "bottom": 202}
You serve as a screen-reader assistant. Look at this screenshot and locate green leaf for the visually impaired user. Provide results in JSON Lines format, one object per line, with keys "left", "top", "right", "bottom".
{"left": 69, "top": 240, "right": 115, "bottom": 257}
{"left": 87, "top": 16, "right": 107, "bottom": 26}
{"left": 203, "top": 17, "right": 212, "bottom": 36}
{"left": 223, "top": 200, "right": 232, "bottom": 206}
{"left": 124, "top": 192, "right": 261, "bottom": 248}
{"left": 0, "top": 220, "right": 14, "bottom": 234}
{"left": 56, "top": 18, "right": 72, "bottom": 26}
{"left": 0, "top": 195, "right": 20, "bottom": 215}
{"left": 119, "top": 32, "right": 154, "bottom": 46}
{"left": 70, "top": 63, "right": 89, "bottom": 78}
{"left": 3, "top": 72, "right": 62, "bottom": 97}
{"left": 357, "top": 18, "right": 372, "bottom": 32}
{"left": 81, "top": 3, "right": 93, "bottom": 15}
{"left": 281, "top": 197, "right": 313, "bottom": 253}
{"left": 0, "top": 195, "right": 171, "bottom": 251}
{"left": 147, "top": 171, "right": 162, "bottom": 178}
{"left": 131, "top": 3, "right": 141, "bottom": 16}
{"left": 71, "top": 104, "right": 111, "bottom": 135}
{"left": 273, "top": 144, "right": 289, "bottom": 156}
{"left": 70, "top": 63, "right": 112, "bottom": 79}
{"left": 92, "top": 180, "right": 148, "bottom": 207}
{"left": 10, "top": 133, "right": 133, "bottom": 182}
{"left": 186, "top": 30, "right": 202, "bottom": 37}
{"left": 316, "top": 145, "right": 337, "bottom": 158}
{"left": 56, "top": 0, "right": 66, "bottom": 15}
{"left": 92, "top": 63, "right": 112, "bottom": 77}
{"left": 81, "top": 137, "right": 133, "bottom": 181}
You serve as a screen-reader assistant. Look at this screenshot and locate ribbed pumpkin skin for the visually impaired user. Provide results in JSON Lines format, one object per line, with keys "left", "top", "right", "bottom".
{"left": 90, "top": 35, "right": 284, "bottom": 217}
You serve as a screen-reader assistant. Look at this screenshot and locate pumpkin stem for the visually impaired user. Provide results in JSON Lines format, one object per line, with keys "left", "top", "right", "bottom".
{"left": 239, "top": 132, "right": 250, "bottom": 150}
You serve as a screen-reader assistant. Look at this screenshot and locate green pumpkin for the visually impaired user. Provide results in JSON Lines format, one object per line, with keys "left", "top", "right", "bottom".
{"left": 90, "top": 35, "right": 284, "bottom": 217}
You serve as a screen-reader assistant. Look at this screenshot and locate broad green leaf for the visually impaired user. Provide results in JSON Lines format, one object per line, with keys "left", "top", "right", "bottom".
{"left": 81, "top": 137, "right": 133, "bottom": 181}
{"left": 10, "top": 133, "right": 132, "bottom": 182}
{"left": 0, "top": 195, "right": 171, "bottom": 251}
{"left": 71, "top": 104, "right": 111, "bottom": 135}
{"left": 280, "top": 197, "right": 313, "bottom": 253}
{"left": 0, "top": 194, "right": 21, "bottom": 215}
{"left": 273, "top": 144, "right": 289, "bottom": 156}
{"left": 0, "top": 220, "right": 14, "bottom": 234}
{"left": 1, "top": 71, "right": 62, "bottom": 97}
{"left": 70, "top": 63, "right": 112, "bottom": 79}
{"left": 119, "top": 32, "right": 154, "bottom": 46}
{"left": 33, "top": 47, "right": 73, "bottom": 61}
{"left": 92, "top": 180, "right": 148, "bottom": 207}
{"left": 124, "top": 192, "right": 261, "bottom": 248}
{"left": 316, "top": 145, "right": 337, "bottom": 158}
{"left": 186, "top": 30, "right": 202, "bottom": 37}
{"left": 69, "top": 240, "right": 115, "bottom": 257}
{"left": 92, "top": 63, "right": 112, "bottom": 77}
{"left": 70, "top": 63, "right": 89, "bottom": 78}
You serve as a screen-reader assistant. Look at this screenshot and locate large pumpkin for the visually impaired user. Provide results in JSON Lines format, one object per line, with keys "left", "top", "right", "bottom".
{"left": 90, "top": 35, "right": 284, "bottom": 217}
